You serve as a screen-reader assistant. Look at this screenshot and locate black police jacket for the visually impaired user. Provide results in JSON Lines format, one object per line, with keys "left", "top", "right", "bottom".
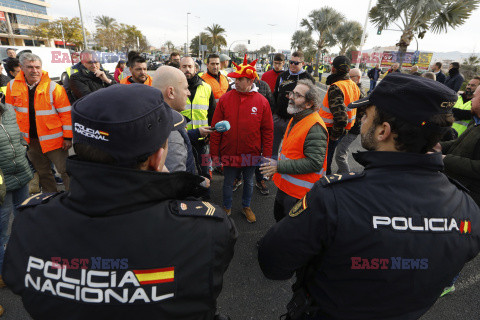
{"left": 3, "top": 158, "right": 237, "bottom": 320}
{"left": 259, "top": 151, "right": 480, "bottom": 320}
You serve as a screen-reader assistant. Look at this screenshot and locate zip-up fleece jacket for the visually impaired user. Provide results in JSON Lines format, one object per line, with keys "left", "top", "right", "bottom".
{"left": 210, "top": 84, "right": 273, "bottom": 167}
{"left": 0, "top": 104, "right": 33, "bottom": 191}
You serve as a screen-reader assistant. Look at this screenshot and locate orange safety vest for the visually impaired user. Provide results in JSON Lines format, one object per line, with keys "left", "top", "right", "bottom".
{"left": 6, "top": 71, "right": 72, "bottom": 153}
{"left": 320, "top": 79, "right": 361, "bottom": 130}
{"left": 201, "top": 72, "right": 228, "bottom": 102}
{"left": 120, "top": 75, "right": 153, "bottom": 86}
{"left": 273, "top": 112, "right": 328, "bottom": 199}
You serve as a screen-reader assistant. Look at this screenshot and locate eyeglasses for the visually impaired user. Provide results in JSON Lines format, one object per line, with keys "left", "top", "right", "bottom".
{"left": 289, "top": 60, "right": 303, "bottom": 65}
{"left": 87, "top": 61, "right": 99, "bottom": 64}
{"left": 288, "top": 91, "right": 305, "bottom": 99}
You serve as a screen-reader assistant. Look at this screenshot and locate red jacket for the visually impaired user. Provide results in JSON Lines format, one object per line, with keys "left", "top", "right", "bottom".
{"left": 261, "top": 69, "right": 283, "bottom": 93}
{"left": 210, "top": 86, "right": 273, "bottom": 167}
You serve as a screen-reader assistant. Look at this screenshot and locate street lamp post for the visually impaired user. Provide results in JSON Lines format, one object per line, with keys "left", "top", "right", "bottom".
{"left": 355, "top": 0, "right": 373, "bottom": 69}
{"left": 267, "top": 24, "right": 276, "bottom": 48}
{"left": 186, "top": 12, "right": 191, "bottom": 55}
{"left": 78, "top": 0, "right": 88, "bottom": 50}
{"left": 195, "top": 16, "right": 201, "bottom": 60}
{"left": 59, "top": 23, "right": 66, "bottom": 48}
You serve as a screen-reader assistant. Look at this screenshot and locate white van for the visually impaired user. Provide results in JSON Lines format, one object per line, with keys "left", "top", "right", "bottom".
{"left": 95, "top": 51, "right": 126, "bottom": 74}
{"left": 0, "top": 45, "right": 73, "bottom": 82}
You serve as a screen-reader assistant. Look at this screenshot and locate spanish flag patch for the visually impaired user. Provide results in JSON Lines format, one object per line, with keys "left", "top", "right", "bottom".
{"left": 133, "top": 267, "right": 175, "bottom": 285}
{"left": 460, "top": 220, "right": 472, "bottom": 234}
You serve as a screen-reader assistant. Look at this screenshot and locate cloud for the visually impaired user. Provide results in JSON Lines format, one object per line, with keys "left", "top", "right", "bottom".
{"left": 49, "top": 0, "right": 480, "bottom": 54}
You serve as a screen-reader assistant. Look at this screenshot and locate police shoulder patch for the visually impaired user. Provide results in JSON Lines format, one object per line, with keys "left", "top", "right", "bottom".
{"left": 320, "top": 172, "right": 365, "bottom": 187}
{"left": 18, "top": 192, "right": 61, "bottom": 209}
{"left": 289, "top": 196, "right": 308, "bottom": 218}
{"left": 174, "top": 200, "right": 224, "bottom": 220}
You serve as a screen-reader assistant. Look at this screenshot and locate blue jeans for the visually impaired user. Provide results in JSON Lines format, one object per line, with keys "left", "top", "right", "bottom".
{"left": 369, "top": 79, "right": 377, "bottom": 93}
{"left": 0, "top": 184, "right": 29, "bottom": 272}
{"left": 223, "top": 166, "right": 256, "bottom": 209}
{"left": 334, "top": 133, "right": 358, "bottom": 173}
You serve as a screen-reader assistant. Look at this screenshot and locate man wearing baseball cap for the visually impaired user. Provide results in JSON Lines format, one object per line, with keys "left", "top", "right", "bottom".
{"left": 319, "top": 55, "right": 361, "bottom": 175}
{"left": 259, "top": 73, "right": 480, "bottom": 320}
{"left": 3, "top": 84, "right": 237, "bottom": 320}
{"left": 219, "top": 53, "right": 231, "bottom": 78}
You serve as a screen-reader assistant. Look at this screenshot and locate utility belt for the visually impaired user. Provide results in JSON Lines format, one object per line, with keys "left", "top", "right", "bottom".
{"left": 281, "top": 262, "right": 321, "bottom": 320}
{"left": 283, "top": 286, "right": 320, "bottom": 320}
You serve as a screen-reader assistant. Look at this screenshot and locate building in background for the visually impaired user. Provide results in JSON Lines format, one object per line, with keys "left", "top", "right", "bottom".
{"left": 0, "top": 0, "right": 52, "bottom": 46}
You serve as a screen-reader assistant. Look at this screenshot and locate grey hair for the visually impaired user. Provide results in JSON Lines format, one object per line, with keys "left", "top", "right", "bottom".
{"left": 19, "top": 53, "right": 42, "bottom": 66}
{"left": 422, "top": 72, "right": 436, "bottom": 81}
{"left": 80, "top": 50, "right": 97, "bottom": 61}
{"left": 297, "top": 79, "right": 321, "bottom": 111}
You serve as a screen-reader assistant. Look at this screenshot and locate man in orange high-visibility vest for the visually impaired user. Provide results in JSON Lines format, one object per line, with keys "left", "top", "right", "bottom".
{"left": 6, "top": 53, "right": 72, "bottom": 192}
{"left": 201, "top": 54, "right": 229, "bottom": 103}
{"left": 320, "top": 55, "right": 361, "bottom": 175}
{"left": 261, "top": 79, "right": 328, "bottom": 221}
{"left": 120, "top": 55, "right": 153, "bottom": 86}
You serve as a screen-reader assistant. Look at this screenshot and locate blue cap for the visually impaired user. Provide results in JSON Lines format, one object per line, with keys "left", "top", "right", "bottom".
{"left": 72, "top": 84, "right": 185, "bottom": 166}
{"left": 349, "top": 73, "right": 456, "bottom": 129}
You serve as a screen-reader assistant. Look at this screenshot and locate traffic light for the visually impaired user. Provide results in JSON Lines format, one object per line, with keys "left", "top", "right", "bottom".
{"left": 377, "top": 27, "right": 382, "bottom": 35}
{"left": 248, "top": 40, "right": 250, "bottom": 44}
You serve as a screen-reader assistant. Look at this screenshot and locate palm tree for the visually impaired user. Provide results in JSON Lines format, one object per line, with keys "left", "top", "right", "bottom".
{"left": 94, "top": 15, "right": 118, "bottom": 30}
{"left": 164, "top": 41, "right": 175, "bottom": 52}
{"left": 301, "top": 7, "right": 345, "bottom": 76}
{"left": 461, "top": 54, "right": 480, "bottom": 80}
{"left": 334, "top": 21, "right": 364, "bottom": 55}
{"left": 205, "top": 24, "right": 227, "bottom": 51}
{"left": 290, "top": 30, "right": 314, "bottom": 52}
{"left": 370, "top": 0, "right": 479, "bottom": 66}
{"left": 190, "top": 32, "right": 210, "bottom": 55}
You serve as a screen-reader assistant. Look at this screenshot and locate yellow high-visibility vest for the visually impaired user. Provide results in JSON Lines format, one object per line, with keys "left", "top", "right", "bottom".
{"left": 452, "top": 95, "right": 472, "bottom": 136}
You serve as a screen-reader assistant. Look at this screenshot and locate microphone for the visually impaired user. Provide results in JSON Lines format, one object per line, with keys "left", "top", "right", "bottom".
{"left": 214, "top": 120, "right": 231, "bottom": 133}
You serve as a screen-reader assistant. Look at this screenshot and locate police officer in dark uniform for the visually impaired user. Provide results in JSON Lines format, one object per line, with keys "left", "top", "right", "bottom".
{"left": 3, "top": 84, "right": 237, "bottom": 320}
{"left": 258, "top": 73, "right": 480, "bottom": 320}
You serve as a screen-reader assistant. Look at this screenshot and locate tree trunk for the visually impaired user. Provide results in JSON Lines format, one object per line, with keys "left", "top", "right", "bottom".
{"left": 396, "top": 30, "right": 413, "bottom": 68}
{"left": 314, "top": 44, "right": 321, "bottom": 78}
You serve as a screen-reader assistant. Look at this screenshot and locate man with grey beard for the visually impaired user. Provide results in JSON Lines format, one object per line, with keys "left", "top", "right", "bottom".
{"left": 260, "top": 79, "right": 328, "bottom": 221}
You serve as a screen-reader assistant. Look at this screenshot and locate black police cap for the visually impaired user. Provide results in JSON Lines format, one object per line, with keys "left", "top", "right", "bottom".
{"left": 72, "top": 84, "right": 185, "bottom": 166}
{"left": 349, "top": 73, "right": 456, "bottom": 129}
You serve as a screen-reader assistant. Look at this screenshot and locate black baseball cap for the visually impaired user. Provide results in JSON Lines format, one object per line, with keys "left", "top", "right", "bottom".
{"left": 348, "top": 73, "right": 456, "bottom": 131}
{"left": 332, "top": 56, "right": 350, "bottom": 72}
{"left": 72, "top": 84, "right": 185, "bottom": 166}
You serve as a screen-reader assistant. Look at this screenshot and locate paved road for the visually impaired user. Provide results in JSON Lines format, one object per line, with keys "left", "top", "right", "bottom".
{"left": 1, "top": 85, "right": 479, "bottom": 319}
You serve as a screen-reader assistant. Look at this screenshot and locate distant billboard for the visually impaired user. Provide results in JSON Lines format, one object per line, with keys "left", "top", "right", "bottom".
{"left": 352, "top": 50, "right": 433, "bottom": 70}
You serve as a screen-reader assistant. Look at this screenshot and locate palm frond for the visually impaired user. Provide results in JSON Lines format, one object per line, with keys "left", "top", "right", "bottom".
{"left": 430, "top": 0, "right": 480, "bottom": 33}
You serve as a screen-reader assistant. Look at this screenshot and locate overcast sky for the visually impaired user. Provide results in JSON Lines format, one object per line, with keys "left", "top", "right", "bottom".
{"left": 49, "top": 0, "right": 480, "bottom": 54}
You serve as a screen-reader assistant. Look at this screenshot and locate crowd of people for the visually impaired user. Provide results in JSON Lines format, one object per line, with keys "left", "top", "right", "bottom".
{"left": 0, "top": 45, "right": 479, "bottom": 320}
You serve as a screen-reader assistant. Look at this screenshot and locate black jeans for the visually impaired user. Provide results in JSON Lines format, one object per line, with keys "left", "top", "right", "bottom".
{"left": 274, "top": 189, "right": 300, "bottom": 222}
{"left": 326, "top": 135, "right": 344, "bottom": 175}
{"left": 190, "top": 138, "right": 210, "bottom": 178}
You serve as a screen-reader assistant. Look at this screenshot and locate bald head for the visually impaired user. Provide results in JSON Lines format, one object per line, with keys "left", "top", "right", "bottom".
{"left": 152, "top": 66, "right": 190, "bottom": 112}
{"left": 349, "top": 68, "right": 362, "bottom": 84}
{"left": 152, "top": 66, "right": 184, "bottom": 93}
